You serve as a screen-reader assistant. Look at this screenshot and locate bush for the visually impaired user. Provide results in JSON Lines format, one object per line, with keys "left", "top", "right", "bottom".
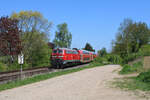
{"left": 121, "top": 45, "right": 150, "bottom": 64}
{"left": 137, "top": 70, "right": 150, "bottom": 83}
{"left": 106, "top": 54, "right": 122, "bottom": 64}
{"left": 91, "top": 54, "right": 122, "bottom": 67}
{"left": 138, "top": 44, "right": 150, "bottom": 56}
{"left": 0, "top": 62, "right": 7, "bottom": 72}
{"left": 7, "top": 61, "right": 30, "bottom": 71}
{"left": 89, "top": 57, "right": 110, "bottom": 67}
{"left": 120, "top": 61, "right": 143, "bottom": 74}
{"left": 120, "top": 64, "right": 132, "bottom": 74}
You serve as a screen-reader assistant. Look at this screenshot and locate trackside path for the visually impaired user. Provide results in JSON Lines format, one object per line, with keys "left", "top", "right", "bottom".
{"left": 0, "top": 65, "right": 146, "bottom": 100}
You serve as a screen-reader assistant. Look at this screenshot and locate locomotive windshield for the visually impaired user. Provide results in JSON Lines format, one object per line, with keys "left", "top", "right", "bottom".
{"left": 53, "top": 50, "right": 57, "bottom": 53}
{"left": 58, "top": 49, "right": 63, "bottom": 54}
{"left": 52, "top": 49, "right": 63, "bottom": 54}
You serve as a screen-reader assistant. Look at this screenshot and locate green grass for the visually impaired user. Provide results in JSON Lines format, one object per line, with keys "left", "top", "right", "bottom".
{"left": 119, "top": 61, "right": 143, "bottom": 74}
{"left": 113, "top": 76, "right": 150, "bottom": 91}
{"left": 0, "top": 63, "right": 102, "bottom": 91}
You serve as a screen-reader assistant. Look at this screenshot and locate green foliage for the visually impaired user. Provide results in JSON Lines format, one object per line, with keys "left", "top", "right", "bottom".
{"left": 120, "top": 64, "right": 132, "bottom": 74}
{"left": 22, "top": 31, "right": 51, "bottom": 67}
{"left": 11, "top": 11, "right": 52, "bottom": 68}
{"left": 112, "top": 19, "right": 150, "bottom": 59}
{"left": 8, "top": 62, "right": 20, "bottom": 71}
{"left": 98, "top": 48, "right": 107, "bottom": 57}
{"left": 91, "top": 54, "right": 123, "bottom": 66}
{"left": 115, "top": 65, "right": 150, "bottom": 91}
{"left": 120, "top": 61, "right": 143, "bottom": 74}
{"left": 0, "top": 62, "right": 7, "bottom": 72}
{"left": 11, "top": 11, "right": 52, "bottom": 34}
{"left": 113, "top": 76, "right": 150, "bottom": 91}
{"left": 137, "top": 70, "right": 150, "bottom": 83}
{"left": 122, "top": 53, "right": 140, "bottom": 64}
{"left": 53, "top": 22, "right": 72, "bottom": 48}
{"left": 106, "top": 54, "right": 123, "bottom": 64}
{"left": 7, "top": 61, "right": 30, "bottom": 71}
{"left": 84, "top": 43, "right": 95, "bottom": 52}
{"left": 91, "top": 57, "right": 110, "bottom": 65}
{"left": 121, "top": 45, "right": 150, "bottom": 63}
{"left": 138, "top": 44, "right": 150, "bottom": 56}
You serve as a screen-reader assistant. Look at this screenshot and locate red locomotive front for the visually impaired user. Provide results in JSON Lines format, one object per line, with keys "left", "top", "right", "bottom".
{"left": 51, "top": 48, "right": 80, "bottom": 68}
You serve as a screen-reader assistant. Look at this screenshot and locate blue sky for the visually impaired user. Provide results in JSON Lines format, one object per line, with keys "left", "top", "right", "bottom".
{"left": 1, "top": 0, "right": 150, "bottom": 52}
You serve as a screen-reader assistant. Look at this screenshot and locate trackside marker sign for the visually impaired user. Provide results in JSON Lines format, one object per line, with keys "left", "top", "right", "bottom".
{"left": 18, "top": 54, "right": 24, "bottom": 64}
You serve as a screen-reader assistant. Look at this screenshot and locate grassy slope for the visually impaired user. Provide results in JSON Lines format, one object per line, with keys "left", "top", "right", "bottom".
{"left": 113, "top": 76, "right": 150, "bottom": 91}
{"left": 115, "top": 57, "right": 150, "bottom": 92}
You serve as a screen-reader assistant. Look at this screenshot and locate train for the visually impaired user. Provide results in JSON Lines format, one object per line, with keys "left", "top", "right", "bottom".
{"left": 51, "top": 48, "right": 97, "bottom": 68}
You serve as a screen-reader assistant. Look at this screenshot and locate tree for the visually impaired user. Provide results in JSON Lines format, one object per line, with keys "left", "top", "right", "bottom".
{"left": 112, "top": 19, "right": 133, "bottom": 57}
{"left": 11, "top": 11, "right": 52, "bottom": 34}
{"left": 84, "top": 43, "right": 95, "bottom": 52}
{"left": 98, "top": 48, "right": 107, "bottom": 57}
{"left": 112, "top": 19, "right": 150, "bottom": 58}
{"left": 0, "top": 16, "right": 21, "bottom": 63}
{"left": 53, "top": 23, "right": 72, "bottom": 48}
{"left": 11, "top": 11, "right": 52, "bottom": 67}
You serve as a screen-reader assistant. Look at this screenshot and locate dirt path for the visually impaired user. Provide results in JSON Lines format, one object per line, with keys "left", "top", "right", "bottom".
{"left": 0, "top": 65, "right": 146, "bottom": 100}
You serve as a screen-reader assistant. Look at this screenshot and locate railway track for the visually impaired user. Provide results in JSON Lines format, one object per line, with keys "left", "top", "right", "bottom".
{"left": 0, "top": 64, "right": 89, "bottom": 84}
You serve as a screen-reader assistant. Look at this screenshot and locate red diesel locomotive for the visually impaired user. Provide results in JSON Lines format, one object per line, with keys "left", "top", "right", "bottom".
{"left": 51, "top": 48, "right": 96, "bottom": 68}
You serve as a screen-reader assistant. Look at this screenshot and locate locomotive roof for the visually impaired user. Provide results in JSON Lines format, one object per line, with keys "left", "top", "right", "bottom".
{"left": 54, "top": 48, "right": 76, "bottom": 51}
{"left": 53, "top": 48, "right": 96, "bottom": 54}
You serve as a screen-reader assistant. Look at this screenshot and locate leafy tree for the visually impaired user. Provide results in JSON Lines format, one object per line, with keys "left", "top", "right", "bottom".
{"left": 84, "top": 43, "right": 95, "bottom": 52}
{"left": 112, "top": 18, "right": 150, "bottom": 58}
{"left": 98, "top": 48, "right": 107, "bottom": 57}
{"left": 53, "top": 23, "right": 72, "bottom": 48}
{"left": 0, "top": 16, "right": 21, "bottom": 64}
{"left": 11, "top": 11, "right": 52, "bottom": 34}
{"left": 26, "top": 31, "right": 51, "bottom": 66}
{"left": 11, "top": 11, "right": 52, "bottom": 67}
{"left": 112, "top": 19, "right": 133, "bottom": 57}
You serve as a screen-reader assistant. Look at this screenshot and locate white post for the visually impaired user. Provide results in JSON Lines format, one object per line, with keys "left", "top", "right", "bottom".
{"left": 20, "top": 64, "right": 22, "bottom": 79}
{"left": 18, "top": 52, "right": 24, "bottom": 80}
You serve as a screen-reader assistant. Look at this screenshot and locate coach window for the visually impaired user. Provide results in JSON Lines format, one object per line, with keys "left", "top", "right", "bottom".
{"left": 74, "top": 51, "right": 78, "bottom": 54}
{"left": 66, "top": 50, "right": 71, "bottom": 54}
{"left": 72, "top": 51, "right": 75, "bottom": 54}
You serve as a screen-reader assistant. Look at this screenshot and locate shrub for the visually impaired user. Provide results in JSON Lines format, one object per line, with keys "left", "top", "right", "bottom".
{"left": 8, "top": 62, "right": 20, "bottom": 71}
{"left": 91, "top": 54, "right": 123, "bottom": 66}
{"left": 106, "top": 54, "right": 122, "bottom": 64}
{"left": 138, "top": 44, "right": 150, "bottom": 56}
{"left": 7, "top": 61, "right": 30, "bottom": 71}
{"left": 132, "top": 61, "right": 143, "bottom": 72}
{"left": 122, "top": 44, "right": 150, "bottom": 64}
{"left": 120, "top": 64, "right": 132, "bottom": 74}
{"left": 120, "top": 61, "right": 143, "bottom": 74}
{"left": 0, "top": 62, "right": 7, "bottom": 72}
{"left": 90, "top": 57, "right": 110, "bottom": 66}
{"left": 137, "top": 70, "right": 150, "bottom": 83}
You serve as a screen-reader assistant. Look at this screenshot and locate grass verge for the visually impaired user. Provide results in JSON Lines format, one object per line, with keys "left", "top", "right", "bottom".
{"left": 119, "top": 61, "right": 144, "bottom": 75}
{"left": 0, "top": 63, "right": 102, "bottom": 92}
{"left": 112, "top": 76, "right": 150, "bottom": 99}
{"left": 113, "top": 77, "right": 150, "bottom": 91}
